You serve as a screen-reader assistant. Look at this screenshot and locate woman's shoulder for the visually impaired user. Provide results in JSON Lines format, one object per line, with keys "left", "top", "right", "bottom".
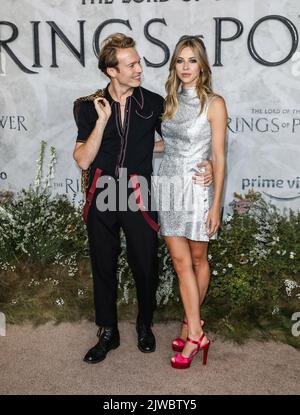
{"left": 206, "top": 94, "right": 227, "bottom": 121}
{"left": 207, "top": 93, "right": 226, "bottom": 106}
{"left": 206, "top": 94, "right": 227, "bottom": 113}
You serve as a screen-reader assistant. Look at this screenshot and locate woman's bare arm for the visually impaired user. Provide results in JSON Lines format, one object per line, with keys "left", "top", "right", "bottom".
{"left": 208, "top": 96, "right": 227, "bottom": 210}
{"left": 206, "top": 96, "right": 227, "bottom": 237}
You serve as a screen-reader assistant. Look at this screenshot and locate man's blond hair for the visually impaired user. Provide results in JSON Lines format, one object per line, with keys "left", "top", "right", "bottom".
{"left": 98, "top": 33, "right": 136, "bottom": 77}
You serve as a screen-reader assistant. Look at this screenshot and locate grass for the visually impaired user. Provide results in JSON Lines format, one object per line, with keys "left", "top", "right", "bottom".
{"left": 1, "top": 259, "right": 299, "bottom": 350}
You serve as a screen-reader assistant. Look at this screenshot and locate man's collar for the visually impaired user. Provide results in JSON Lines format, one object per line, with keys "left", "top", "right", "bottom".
{"left": 131, "top": 86, "right": 144, "bottom": 109}
{"left": 104, "top": 83, "right": 144, "bottom": 109}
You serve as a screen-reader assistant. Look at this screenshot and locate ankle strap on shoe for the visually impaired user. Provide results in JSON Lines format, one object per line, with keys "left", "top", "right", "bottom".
{"left": 187, "top": 333, "right": 205, "bottom": 345}
{"left": 187, "top": 337, "right": 199, "bottom": 345}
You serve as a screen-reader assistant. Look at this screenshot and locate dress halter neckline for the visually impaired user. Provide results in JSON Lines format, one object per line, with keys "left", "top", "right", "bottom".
{"left": 180, "top": 86, "right": 197, "bottom": 97}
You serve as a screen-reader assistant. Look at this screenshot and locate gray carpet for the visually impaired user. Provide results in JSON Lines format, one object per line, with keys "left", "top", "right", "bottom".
{"left": 0, "top": 321, "right": 299, "bottom": 395}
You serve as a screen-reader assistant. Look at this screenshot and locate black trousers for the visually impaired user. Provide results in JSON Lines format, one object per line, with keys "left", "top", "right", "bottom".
{"left": 86, "top": 177, "right": 159, "bottom": 328}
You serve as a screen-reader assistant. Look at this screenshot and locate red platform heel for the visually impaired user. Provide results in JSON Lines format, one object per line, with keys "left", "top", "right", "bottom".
{"left": 170, "top": 332, "right": 210, "bottom": 369}
{"left": 172, "top": 320, "right": 188, "bottom": 352}
{"left": 172, "top": 319, "right": 205, "bottom": 352}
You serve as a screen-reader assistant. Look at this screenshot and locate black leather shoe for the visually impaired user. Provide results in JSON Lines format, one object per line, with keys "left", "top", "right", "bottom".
{"left": 136, "top": 318, "right": 156, "bottom": 353}
{"left": 83, "top": 326, "right": 120, "bottom": 364}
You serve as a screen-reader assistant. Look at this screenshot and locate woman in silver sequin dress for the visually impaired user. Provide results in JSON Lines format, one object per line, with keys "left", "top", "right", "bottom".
{"left": 154, "top": 36, "right": 227, "bottom": 368}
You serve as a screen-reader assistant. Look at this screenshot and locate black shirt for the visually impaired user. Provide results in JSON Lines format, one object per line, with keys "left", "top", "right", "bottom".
{"left": 74, "top": 84, "right": 164, "bottom": 181}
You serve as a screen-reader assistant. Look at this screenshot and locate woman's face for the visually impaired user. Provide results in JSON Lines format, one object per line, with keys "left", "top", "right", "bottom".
{"left": 175, "top": 46, "right": 201, "bottom": 88}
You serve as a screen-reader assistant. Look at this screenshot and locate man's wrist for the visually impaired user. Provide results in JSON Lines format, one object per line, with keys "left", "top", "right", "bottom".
{"left": 96, "top": 117, "right": 108, "bottom": 128}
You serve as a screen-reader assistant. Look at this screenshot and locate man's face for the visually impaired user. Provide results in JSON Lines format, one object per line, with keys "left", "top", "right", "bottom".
{"left": 109, "top": 47, "right": 143, "bottom": 88}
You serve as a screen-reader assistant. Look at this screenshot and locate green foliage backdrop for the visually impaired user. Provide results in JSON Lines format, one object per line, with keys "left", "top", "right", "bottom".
{"left": 0, "top": 142, "right": 299, "bottom": 348}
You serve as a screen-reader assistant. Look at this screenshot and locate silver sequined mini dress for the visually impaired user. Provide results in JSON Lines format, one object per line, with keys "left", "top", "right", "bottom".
{"left": 156, "top": 87, "right": 217, "bottom": 241}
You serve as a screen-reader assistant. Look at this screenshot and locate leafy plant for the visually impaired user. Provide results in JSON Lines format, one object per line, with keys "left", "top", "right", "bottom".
{"left": 0, "top": 143, "right": 299, "bottom": 348}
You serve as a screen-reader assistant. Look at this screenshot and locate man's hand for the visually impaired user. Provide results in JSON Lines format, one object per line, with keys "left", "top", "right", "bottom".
{"left": 94, "top": 97, "right": 111, "bottom": 122}
{"left": 192, "top": 160, "right": 213, "bottom": 187}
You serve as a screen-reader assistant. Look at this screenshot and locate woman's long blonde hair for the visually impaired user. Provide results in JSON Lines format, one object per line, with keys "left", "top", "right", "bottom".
{"left": 162, "top": 36, "right": 214, "bottom": 121}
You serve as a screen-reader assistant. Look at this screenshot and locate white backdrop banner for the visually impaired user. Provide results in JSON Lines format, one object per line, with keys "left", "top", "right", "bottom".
{"left": 0, "top": 0, "right": 299, "bottom": 214}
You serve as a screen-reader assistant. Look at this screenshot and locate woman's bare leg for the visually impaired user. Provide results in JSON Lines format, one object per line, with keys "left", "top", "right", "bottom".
{"left": 189, "top": 240, "right": 210, "bottom": 306}
{"left": 164, "top": 236, "right": 203, "bottom": 356}
{"left": 179, "top": 241, "right": 210, "bottom": 340}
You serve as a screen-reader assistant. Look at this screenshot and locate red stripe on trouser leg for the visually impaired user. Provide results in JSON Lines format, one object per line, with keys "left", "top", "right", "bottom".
{"left": 82, "top": 168, "right": 103, "bottom": 223}
{"left": 130, "top": 174, "right": 160, "bottom": 233}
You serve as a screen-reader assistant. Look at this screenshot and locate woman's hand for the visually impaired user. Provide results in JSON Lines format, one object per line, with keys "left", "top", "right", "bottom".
{"left": 94, "top": 97, "right": 111, "bottom": 122}
{"left": 206, "top": 205, "right": 221, "bottom": 238}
